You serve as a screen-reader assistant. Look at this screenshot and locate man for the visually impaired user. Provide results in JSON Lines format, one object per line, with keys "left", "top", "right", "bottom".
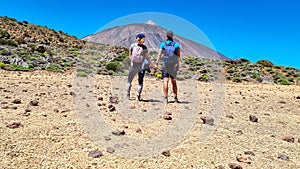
{"left": 126, "top": 33, "right": 157, "bottom": 101}
{"left": 156, "top": 30, "right": 180, "bottom": 104}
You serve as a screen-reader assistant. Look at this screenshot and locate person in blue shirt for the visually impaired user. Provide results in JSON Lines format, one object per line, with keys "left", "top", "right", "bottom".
{"left": 156, "top": 30, "right": 180, "bottom": 104}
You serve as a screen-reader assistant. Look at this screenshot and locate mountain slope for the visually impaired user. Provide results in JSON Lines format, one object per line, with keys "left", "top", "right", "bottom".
{"left": 82, "top": 21, "right": 229, "bottom": 60}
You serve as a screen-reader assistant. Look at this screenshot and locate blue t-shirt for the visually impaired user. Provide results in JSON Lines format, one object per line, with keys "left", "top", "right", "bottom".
{"left": 159, "top": 39, "right": 180, "bottom": 64}
{"left": 159, "top": 40, "right": 180, "bottom": 50}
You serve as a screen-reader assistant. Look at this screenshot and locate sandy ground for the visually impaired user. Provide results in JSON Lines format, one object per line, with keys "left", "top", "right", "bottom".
{"left": 0, "top": 70, "right": 300, "bottom": 169}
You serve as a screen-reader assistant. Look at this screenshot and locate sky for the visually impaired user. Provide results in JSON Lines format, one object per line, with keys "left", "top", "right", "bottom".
{"left": 1, "top": 0, "right": 299, "bottom": 69}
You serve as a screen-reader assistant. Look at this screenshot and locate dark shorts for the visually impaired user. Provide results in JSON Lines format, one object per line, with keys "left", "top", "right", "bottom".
{"left": 162, "top": 63, "right": 178, "bottom": 79}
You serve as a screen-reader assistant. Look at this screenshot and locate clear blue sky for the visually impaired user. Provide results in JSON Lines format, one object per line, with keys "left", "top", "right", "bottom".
{"left": 1, "top": 0, "right": 299, "bottom": 69}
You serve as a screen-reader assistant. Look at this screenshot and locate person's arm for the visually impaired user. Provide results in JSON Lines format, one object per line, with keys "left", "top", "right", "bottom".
{"left": 177, "top": 48, "right": 180, "bottom": 67}
{"left": 156, "top": 49, "right": 163, "bottom": 65}
{"left": 145, "top": 52, "right": 157, "bottom": 70}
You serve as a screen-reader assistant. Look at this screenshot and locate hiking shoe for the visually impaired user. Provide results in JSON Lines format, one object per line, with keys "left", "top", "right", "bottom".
{"left": 174, "top": 97, "right": 179, "bottom": 103}
{"left": 163, "top": 97, "right": 168, "bottom": 104}
{"left": 136, "top": 94, "right": 141, "bottom": 101}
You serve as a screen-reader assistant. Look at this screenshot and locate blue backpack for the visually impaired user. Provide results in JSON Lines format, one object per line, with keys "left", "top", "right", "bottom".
{"left": 162, "top": 41, "right": 178, "bottom": 64}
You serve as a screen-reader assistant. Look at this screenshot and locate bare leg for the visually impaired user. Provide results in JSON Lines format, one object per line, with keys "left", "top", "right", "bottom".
{"left": 163, "top": 77, "right": 169, "bottom": 97}
{"left": 171, "top": 78, "right": 177, "bottom": 97}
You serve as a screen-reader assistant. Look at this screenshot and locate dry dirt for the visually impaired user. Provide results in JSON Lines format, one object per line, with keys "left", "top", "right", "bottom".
{"left": 0, "top": 70, "right": 300, "bottom": 169}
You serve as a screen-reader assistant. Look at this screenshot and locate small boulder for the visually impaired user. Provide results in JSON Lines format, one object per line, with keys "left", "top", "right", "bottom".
{"left": 30, "top": 100, "right": 39, "bottom": 106}
{"left": 249, "top": 115, "right": 258, "bottom": 122}
{"left": 88, "top": 150, "right": 103, "bottom": 158}
{"left": 12, "top": 99, "right": 21, "bottom": 104}
{"left": 6, "top": 122, "right": 23, "bottom": 129}
{"left": 282, "top": 136, "right": 294, "bottom": 143}
{"left": 162, "top": 150, "right": 170, "bottom": 157}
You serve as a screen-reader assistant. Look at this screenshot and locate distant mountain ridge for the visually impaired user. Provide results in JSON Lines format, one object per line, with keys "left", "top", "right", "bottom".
{"left": 82, "top": 21, "right": 229, "bottom": 60}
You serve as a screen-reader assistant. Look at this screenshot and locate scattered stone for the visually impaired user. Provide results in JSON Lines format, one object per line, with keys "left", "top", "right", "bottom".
{"left": 298, "top": 138, "right": 300, "bottom": 143}
{"left": 67, "top": 84, "right": 72, "bottom": 88}
{"left": 282, "top": 136, "right": 295, "bottom": 143}
{"left": 25, "top": 109, "right": 31, "bottom": 112}
{"left": 129, "top": 105, "right": 135, "bottom": 109}
{"left": 136, "top": 128, "right": 142, "bottom": 133}
{"left": 228, "top": 163, "right": 243, "bottom": 169}
{"left": 98, "top": 97, "right": 103, "bottom": 101}
{"left": 108, "top": 105, "right": 116, "bottom": 112}
{"left": 236, "top": 130, "right": 243, "bottom": 135}
{"left": 104, "top": 136, "right": 111, "bottom": 141}
{"left": 236, "top": 156, "right": 251, "bottom": 164}
{"left": 30, "top": 100, "right": 39, "bottom": 106}
{"left": 1, "top": 101, "right": 8, "bottom": 104}
{"left": 278, "top": 100, "right": 286, "bottom": 104}
{"left": 12, "top": 99, "right": 21, "bottom": 104}
{"left": 10, "top": 106, "right": 18, "bottom": 110}
{"left": 226, "top": 115, "right": 234, "bottom": 119}
{"left": 296, "top": 96, "right": 300, "bottom": 99}
{"left": 22, "top": 112, "right": 30, "bottom": 116}
{"left": 200, "top": 115, "right": 214, "bottom": 125}
{"left": 88, "top": 150, "right": 103, "bottom": 158}
{"left": 249, "top": 115, "right": 258, "bottom": 122}
{"left": 106, "top": 147, "right": 115, "bottom": 153}
{"left": 109, "top": 96, "right": 118, "bottom": 104}
{"left": 1, "top": 105, "right": 9, "bottom": 109}
{"left": 69, "top": 91, "right": 76, "bottom": 96}
{"left": 244, "top": 151, "right": 255, "bottom": 156}
{"left": 112, "top": 130, "right": 125, "bottom": 136}
{"left": 216, "top": 165, "right": 225, "bottom": 169}
{"left": 163, "top": 114, "right": 172, "bottom": 120}
{"left": 278, "top": 154, "right": 289, "bottom": 161}
{"left": 162, "top": 150, "right": 170, "bottom": 157}
{"left": 6, "top": 122, "right": 23, "bottom": 129}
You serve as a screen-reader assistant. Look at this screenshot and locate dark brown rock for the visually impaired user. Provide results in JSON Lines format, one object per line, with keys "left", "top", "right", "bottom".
{"left": 249, "top": 115, "right": 258, "bottom": 122}
{"left": 12, "top": 99, "right": 21, "bottom": 104}
{"left": 6, "top": 122, "right": 23, "bottom": 129}
{"left": 282, "top": 136, "right": 295, "bottom": 143}
{"left": 163, "top": 114, "right": 172, "bottom": 120}
{"left": 30, "top": 100, "right": 39, "bottom": 106}
{"left": 109, "top": 105, "right": 116, "bottom": 112}
{"left": 88, "top": 150, "right": 103, "bottom": 158}
{"left": 228, "top": 163, "right": 243, "bottom": 169}
{"left": 244, "top": 151, "right": 255, "bottom": 156}
{"left": 216, "top": 165, "right": 225, "bottom": 169}
{"left": 200, "top": 115, "right": 214, "bottom": 125}
{"left": 112, "top": 130, "right": 125, "bottom": 136}
{"left": 236, "top": 156, "right": 251, "bottom": 164}
{"left": 136, "top": 128, "right": 142, "bottom": 133}
{"left": 109, "top": 96, "right": 118, "bottom": 104}
{"left": 162, "top": 150, "right": 170, "bottom": 157}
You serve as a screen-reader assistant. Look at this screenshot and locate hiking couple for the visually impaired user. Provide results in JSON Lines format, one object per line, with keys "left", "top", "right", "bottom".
{"left": 126, "top": 30, "right": 180, "bottom": 104}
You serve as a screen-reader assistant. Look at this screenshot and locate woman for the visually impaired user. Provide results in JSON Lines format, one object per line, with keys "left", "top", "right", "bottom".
{"left": 126, "top": 33, "right": 157, "bottom": 101}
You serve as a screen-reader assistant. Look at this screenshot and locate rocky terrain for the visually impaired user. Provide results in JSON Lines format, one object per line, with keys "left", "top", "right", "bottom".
{"left": 0, "top": 70, "right": 300, "bottom": 169}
